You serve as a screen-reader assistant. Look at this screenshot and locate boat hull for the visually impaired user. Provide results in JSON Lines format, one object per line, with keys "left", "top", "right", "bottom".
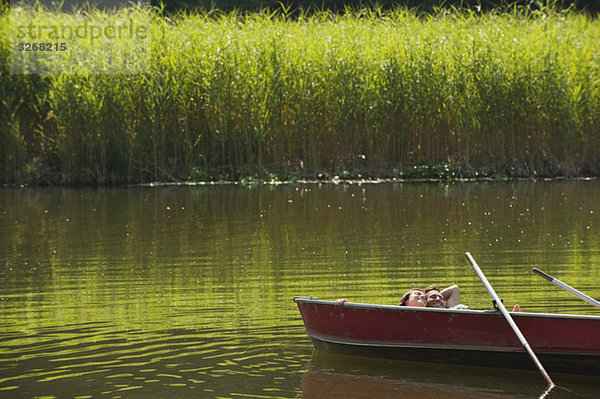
{"left": 294, "top": 297, "right": 600, "bottom": 375}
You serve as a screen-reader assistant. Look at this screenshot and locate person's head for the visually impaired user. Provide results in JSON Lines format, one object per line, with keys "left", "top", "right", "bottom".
{"left": 399, "top": 288, "right": 426, "bottom": 307}
{"left": 424, "top": 285, "right": 445, "bottom": 308}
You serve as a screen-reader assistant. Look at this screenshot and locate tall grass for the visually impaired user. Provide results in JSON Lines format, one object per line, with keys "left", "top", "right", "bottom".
{"left": 1, "top": 4, "right": 600, "bottom": 184}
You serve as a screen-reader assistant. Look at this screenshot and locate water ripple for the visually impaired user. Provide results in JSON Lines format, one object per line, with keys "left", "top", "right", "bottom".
{"left": 0, "top": 322, "right": 310, "bottom": 398}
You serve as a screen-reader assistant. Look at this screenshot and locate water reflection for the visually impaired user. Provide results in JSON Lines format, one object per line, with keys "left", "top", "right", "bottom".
{"left": 301, "top": 353, "right": 600, "bottom": 399}
{"left": 1, "top": 181, "right": 599, "bottom": 397}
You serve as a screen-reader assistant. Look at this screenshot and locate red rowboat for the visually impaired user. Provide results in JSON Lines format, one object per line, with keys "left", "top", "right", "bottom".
{"left": 294, "top": 296, "right": 600, "bottom": 375}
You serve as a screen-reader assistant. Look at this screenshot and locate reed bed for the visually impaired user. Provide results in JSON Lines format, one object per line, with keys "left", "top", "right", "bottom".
{"left": 1, "top": 4, "right": 599, "bottom": 184}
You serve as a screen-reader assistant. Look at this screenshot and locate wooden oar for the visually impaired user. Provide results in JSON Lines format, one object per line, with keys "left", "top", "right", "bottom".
{"left": 533, "top": 268, "right": 600, "bottom": 309}
{"left": 465, "top": 252, "right": 555, "bottom": 388}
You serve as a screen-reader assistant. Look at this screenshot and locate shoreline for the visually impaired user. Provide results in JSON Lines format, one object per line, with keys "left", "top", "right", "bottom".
{"left": 141, "top": 176, "right": 599, "bottom": 187}
{"left": 3, "top": 172, "right": 598, "bottom": 189}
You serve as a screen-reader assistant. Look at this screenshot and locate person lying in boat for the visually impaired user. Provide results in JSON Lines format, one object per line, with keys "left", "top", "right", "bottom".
{"left": 397, "top": 288, "right": 427, "bottom": 307}
{"left": 423, "top": 285, "right": 519, "bottom": 311}
{"left": 423, "top": 285, "right": 468, "bottom": 309}
{"left": 423, "top": 284, "right": 470, "bottom": 309}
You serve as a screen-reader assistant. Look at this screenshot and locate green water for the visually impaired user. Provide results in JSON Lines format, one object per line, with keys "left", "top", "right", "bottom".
{"left": 1, "top": 181, "right": 599, "bottom": 398}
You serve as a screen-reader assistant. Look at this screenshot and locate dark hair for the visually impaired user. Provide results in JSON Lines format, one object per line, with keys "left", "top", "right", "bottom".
{"left": 398, "top": 288, "right": 423, "bottom": 306}
{"left": 424, "top": 284, "right": 440, "bottom": 294}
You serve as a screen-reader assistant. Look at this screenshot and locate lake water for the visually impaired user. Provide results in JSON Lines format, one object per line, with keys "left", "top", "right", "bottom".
{"left": 1, "top": 181, "right": 599, "bottom": 398}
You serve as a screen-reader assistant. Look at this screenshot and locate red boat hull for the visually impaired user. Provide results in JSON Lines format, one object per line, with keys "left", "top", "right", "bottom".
{"left": 294, "top": 297, "right": 600, "bottom": 375}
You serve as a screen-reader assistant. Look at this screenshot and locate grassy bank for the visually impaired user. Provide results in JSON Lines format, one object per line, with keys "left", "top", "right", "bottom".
{"left": 1, "top": 4, "right": 600, "bottom": 184}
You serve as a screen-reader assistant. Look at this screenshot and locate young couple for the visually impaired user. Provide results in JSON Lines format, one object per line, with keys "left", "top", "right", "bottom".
{"left": 336, "top": 284, "right": 468, "bottom": 309}
{"left": 398, "top": 285, "right": 464, "bottom": 309}
{"left": 398, "top": 284, "right": 520, "bottom": 311}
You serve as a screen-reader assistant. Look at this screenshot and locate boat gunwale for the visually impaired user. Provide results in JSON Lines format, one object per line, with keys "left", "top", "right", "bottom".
{"left": 293, "top": 296, "right": 600, "bottom": 321}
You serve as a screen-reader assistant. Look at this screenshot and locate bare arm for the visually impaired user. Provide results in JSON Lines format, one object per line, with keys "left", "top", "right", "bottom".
{"left": 441, "top": 285, "right": 460, "bottom": 308}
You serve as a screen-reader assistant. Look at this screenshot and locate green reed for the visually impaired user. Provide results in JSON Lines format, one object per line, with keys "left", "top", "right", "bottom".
{"left": 1, "top": 4, "right": 599, "bottom": 184}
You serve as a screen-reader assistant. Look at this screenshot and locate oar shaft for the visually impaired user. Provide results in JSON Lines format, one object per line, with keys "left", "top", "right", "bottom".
{"left": 466, "top": 253, "right": 554, "bottom": 387}
{"left": 466, "top": 254, "right": 528, "bottom": 346}
{"left": 533, "top": 268, "right": 600, "bottom": 309}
